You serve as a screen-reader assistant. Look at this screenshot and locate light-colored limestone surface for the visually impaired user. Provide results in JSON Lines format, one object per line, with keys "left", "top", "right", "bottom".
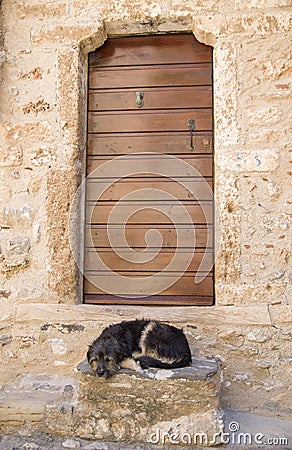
{"left": 0, "top": 0, "right": 291, "bottom": 437}
{"left": 43, "top": 357, "right": 223, "bottom": 444}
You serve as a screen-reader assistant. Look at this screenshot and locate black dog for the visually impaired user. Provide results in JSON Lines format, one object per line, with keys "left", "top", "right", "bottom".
{"left": 87, "top": 319, "right": 192, "bottom": 378}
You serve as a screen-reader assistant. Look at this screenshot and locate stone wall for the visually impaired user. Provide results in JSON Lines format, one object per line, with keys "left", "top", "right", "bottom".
{"left": 0, "top": 0, "right": 291, "bottom": 426}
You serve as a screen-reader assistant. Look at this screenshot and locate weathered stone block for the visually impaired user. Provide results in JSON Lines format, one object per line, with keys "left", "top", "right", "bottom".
{"left": 0, "top": 141, "right": 22, "bottom": 166}
{"left": 6, "top": 237, "right": 30, "bottom": 256}
{"left": 0, "top": 334, "right": 13, "bottom": 345}
{"left": 216, "top": 282, "right": 287, "bottom": 306}
{"left": 32, "top": 25, "right": 105, "bottom": 46}
{"left": 0, "top": 182, "right": 11, "bottom": 203}
{"left": 57, "top": 48, "right": 80, "bottom": 146}
{"left": 269, "top": 305, "right": 292, "bottom": 324}
{"left": 217, "top": 148, "right": 279, "bottom": 172}
{"left": 78, "top": 358, "right": 219, "bottom": 405}
{"left": 213, "top": 39, "right": 239, "bottom": 147}
{"left": 0, "top": 121, "right": 56, "bottom": 173}
{"left": 11, "top": 0, "right": 67, "bottom": 19}
{"left": 46, "top": 168, "right": 79, "bottom": 301}
{"left": 0, "top": 125, "right": 22, "bottom": 167}
{"left": 215, "top": 173, "right": 241, "bottom": 285}
{"left": 0, "top": 206, "right": 34, "bottom": 228}
{"left": 1, "top": 237, "right": 31, "bottom": 273}
{"left": 44, "top": 402, "right": 75, "bottom": 436}
{"left": 31, "top": 145, "right": 57, "bottom": 166}
{"left": 45, "top": 358, "right": 223, "bottom": 446}
{"left": 0, "top": 374, "right": 77, "bottom": 434}
{"left": 14, "top": 302, "right": 271, "bottom": 326}
{"left": 23, "top": 97, "right": 51, "bottom": 115}
{"left": 0, "top": 298, "right": 14, "bottom": 322}
{"left": 3, "top": 121, "right": 54, "bottom": 144}
{"left": 216, "top": 11, "right": 292, "bottom": 36}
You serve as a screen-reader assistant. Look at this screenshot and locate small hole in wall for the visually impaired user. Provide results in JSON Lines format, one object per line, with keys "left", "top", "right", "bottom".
{"left": 227, "top": 202, "right": 234, "bottom": 213}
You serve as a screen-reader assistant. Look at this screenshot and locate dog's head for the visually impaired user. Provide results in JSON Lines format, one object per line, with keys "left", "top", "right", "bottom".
{"left": 87, "top": 336, "right": 121, "bottom": 379}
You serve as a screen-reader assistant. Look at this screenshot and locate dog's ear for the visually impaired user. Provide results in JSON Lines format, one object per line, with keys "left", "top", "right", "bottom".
{"left": 86, "top": 348, "right": 92, "bottom": 362}
{"left": 89, "top": 358, "right": 98, "bottom": 371}
{"left": 87, "top": 347, "right": 96, "bottom": 364}
{"left": 87, "top": 349, "right": 98, "bottom": 370}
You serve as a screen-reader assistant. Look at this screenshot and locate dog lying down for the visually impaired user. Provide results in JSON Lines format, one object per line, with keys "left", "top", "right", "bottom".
{"left": 87, "top": 319, "right": 192, "bottom": 379}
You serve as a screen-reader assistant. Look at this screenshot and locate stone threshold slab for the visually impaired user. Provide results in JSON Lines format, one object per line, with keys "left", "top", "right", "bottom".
{"left": 13, "top": 303, "right": 272, "bottom": 325}
{"left": 77, "top": 356, "right": 219, "bottom": 381}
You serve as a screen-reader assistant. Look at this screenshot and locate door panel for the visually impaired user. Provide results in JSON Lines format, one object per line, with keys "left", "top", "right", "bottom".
{"left": 85, "top": 225, "right": 213, "bottom": 249}
{"left": 84, "top": 249, "right": 213, "bottom": 272}
{"left": 86, "top": 155, "right": 212, "bottom": 177}
{"left": 84, "top": 274, "right": 213, "bottom": 296}
{"left": 87, "top": 132, "right": 213, "bottom": 155}
{"left": 89, "top": 64, "right": 212, "bottom": 89}
{"left": 86, "top": 178, "right": 213, "bottom": 201}
{"left": 89, "top": 35, "right": 212, "bottom": 67}
{"left": 89, "top": 87, "right": 212, "bottom": 111}
{"left": 88, "top": 110, "right": 212, "bottom": 133}
{"left": 85, "top": 34, "right": 213, "bottom": 305}
{"left": 86, "top": 201, "right": 213, "bottom": 225}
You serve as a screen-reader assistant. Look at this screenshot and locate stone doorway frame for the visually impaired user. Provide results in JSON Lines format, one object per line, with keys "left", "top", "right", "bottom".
{"left": 49, "top": 19, "right": 240, "bottom": 306}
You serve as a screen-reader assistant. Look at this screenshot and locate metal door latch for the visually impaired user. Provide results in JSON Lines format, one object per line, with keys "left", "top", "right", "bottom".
{"left": 136, "top": 91, "right": 144, "bottom": 108}
{"left": 188, "top": 119, "right": 195, "bottom": 150}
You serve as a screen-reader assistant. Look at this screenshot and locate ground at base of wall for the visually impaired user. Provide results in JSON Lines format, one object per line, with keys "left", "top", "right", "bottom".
{"left": 0, "top": 411, "right": 291, "bottom": 450}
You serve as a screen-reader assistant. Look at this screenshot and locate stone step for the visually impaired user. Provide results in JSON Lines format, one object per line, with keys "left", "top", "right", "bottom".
{"left": 45, "top": 357, "right": 224, "bottom": 446}
{"left": 0, "top": 374, "right": 77, "bottom": 435}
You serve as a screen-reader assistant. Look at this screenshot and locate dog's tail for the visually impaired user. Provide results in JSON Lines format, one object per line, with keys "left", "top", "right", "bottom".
{"left": 136, "top": 354, "right": 191, "bottom": 370}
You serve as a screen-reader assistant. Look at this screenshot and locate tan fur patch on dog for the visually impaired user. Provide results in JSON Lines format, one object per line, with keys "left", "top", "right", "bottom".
{"left": 139, "top": 320, "right": 156, "bottom": 355}
{"left": 120, "top": 358, "right": 142, "bottom": 372}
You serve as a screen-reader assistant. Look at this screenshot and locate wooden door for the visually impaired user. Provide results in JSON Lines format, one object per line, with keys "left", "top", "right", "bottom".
{"left": 84, "top": 34, "right": 213, "bottom": 305}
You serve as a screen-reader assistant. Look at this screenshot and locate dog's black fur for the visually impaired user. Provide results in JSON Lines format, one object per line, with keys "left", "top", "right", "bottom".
{"left": 87, "top": 319, "right": 192, "bottom": 378}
